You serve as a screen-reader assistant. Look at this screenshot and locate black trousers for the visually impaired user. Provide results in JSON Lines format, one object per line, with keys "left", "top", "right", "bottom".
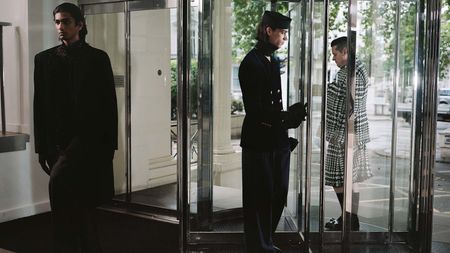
{"left": 242, "top": 147, "right": 291, "bottom": 253}
{"left": 48, "top": 153, "right": 102, "bottom": 253}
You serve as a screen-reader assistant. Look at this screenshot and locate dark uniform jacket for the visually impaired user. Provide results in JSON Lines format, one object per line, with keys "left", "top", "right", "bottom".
{"left": 33, "top": 41, "right": 118, "bottom": 206}
{"left": 239, "top": 47, "right": 289, "bottom": 151}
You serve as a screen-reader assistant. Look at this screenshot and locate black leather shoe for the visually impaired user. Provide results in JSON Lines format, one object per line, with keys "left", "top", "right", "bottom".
{"left": 273, "top": 245, "right": 282, "bottom": 253}
{"left": 326, "top": 215, "right": 360, "bottom": 231}
{"left": 325, "top": 216, "right": 342, "bottom": 230}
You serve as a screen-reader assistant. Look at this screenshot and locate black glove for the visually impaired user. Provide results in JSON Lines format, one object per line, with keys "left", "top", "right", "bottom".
{"left": 38, "top": 154, "right": 51, "bottom": 175}
{"left": 281, "top": 102, "right": 308, "bottom": 129}
{"left": 288, "top": 137, "right": 299, "bottom": 151}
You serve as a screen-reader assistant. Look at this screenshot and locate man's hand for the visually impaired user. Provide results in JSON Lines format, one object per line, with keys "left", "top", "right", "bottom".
{"left": 38, "top": 154, "right": 51, "bottom": 175}
{"left": 281, "top": 102, "right": 308, "bottom": 129}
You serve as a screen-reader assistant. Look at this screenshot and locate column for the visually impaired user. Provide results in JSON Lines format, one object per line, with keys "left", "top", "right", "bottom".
{"left": 213, "top": 0, "right": 234, "bottom": 155}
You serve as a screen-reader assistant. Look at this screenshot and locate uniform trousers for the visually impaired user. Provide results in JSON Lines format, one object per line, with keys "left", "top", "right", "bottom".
{"left": 242, "top": 147, "right": 291, "bottom": 253}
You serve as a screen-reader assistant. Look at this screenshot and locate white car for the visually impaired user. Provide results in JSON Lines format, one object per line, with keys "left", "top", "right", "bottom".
{"left": 438, "top": 88, "right": 450, "bottom": 121}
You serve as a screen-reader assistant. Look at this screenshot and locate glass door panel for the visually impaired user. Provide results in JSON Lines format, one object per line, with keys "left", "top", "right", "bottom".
{"left": 83, "top": 2, "right": 179, "bottom": 215}
{"left": 392, "top": 0, "right": 416, "bottom": 232}
{"left": 297, "top": 0, "right": 426, "bottom": 248}
{"left": 128, "top": 7, "right": 178, "bottom": 211}
{"left": 84, "top": 8, "right": 127, "bottom": 199}
{"left": 287, "top": 1, "right": 304, "bottom": 233}
{"left": 355, "top": 0, "right": 394, "bottom": 233}
{"left": 189, "top": 0, "right": 249, "bottom": 233}
{"left": 309, "top": 0, "right": 326, "bottom": 233}
{"left": 188, "top": 0, "right": 302, "bottom": 241}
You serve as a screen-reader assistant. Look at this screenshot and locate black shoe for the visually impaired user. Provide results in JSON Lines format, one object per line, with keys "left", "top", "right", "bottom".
{"left": 273, "top": 245, "right": 282, "bottom": 253}
{"left": 326, "top": 215, "right": 360, "bottom": 231}
{"left": 325, "top": 216, "right": 342, "bottom": 230}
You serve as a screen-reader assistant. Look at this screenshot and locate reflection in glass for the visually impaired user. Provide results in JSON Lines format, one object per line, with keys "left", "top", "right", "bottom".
{"left": 188, "top": 0, "right": 303, "bottom": 235}
{"left": 128, "top": 8, "right": 177, "bottom": 209}
{"left": 85, "top": 12, "right": 127, "bottom": 196}
{"left": 84, "top": 4, "right": 179, "bottom": 213}
{"left": 287, "top": 2, "right": 303, "bottom": 233}
{"left": 318, "top": 0, "right": 420, "bottom": 234}
{"left": 309, "top": 0, "right": 325, "bottom": 233}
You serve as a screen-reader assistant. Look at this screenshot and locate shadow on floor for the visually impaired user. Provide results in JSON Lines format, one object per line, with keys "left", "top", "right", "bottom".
{"left": 0, "top": 209, "right": 178, "bottom": 253}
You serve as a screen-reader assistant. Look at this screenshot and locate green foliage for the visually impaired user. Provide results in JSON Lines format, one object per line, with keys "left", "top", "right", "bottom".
{"left": 170, "top": 60, "right": 177, "bottom": 119}
{"left": 360, "top": 1, "right": 374, "bottom": 71}
{"left": 328, "top": 0, "right": 450, "bottom": 83}
{"left": 231, "top": 99, "right": 244, "bottom": 114}
{"left": 440, "top": 5, "right": 450, "bottom": 79}
{"left": 232, "top": 0, "right": 266, "bottom": 62}
{"left": 170, "top": 60, "right": 198, "bottom": 120}
{"left": 376, "top": 1, "right": 416, "bottom": 82}
{"left": 231, "top": 0, "right": 450, "bottom": 82}
{"left": 329, "top": 1, "right": 347, "bottom": 34}
{"left": 231, "top": 1, "right": 289, "bottom": 63}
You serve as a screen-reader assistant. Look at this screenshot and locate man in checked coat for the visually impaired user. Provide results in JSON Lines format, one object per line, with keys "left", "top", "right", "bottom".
{"left": 325, "top": 36, "right": 372, "bottom": 231}
{"left": 34, "top": 3, "right": 117, "bottom": 252}
{"left": 239, "top": 11, "right": 307, "bottom": 253}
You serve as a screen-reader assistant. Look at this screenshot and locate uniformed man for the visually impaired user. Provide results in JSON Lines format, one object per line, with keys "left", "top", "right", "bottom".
{"left": 239, "top": 11, "right": 307, "bottom": 253}
{"left": 34, "top": 3, "right": 117, "bottom": 252}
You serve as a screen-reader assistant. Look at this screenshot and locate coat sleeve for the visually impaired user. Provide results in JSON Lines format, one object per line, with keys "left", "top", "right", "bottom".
{"left": 326, "top": 71, "right": 346, "bottom": 144}
{"left": 33, "top": 54, "right": 46, "bottom": 154}
{"left": 99, "top": 51, "right": 118, "bottom": 150}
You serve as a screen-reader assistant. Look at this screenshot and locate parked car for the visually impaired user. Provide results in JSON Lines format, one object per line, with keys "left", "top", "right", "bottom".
{"left": 439, "top": 88, "right": 450, "bottom": 104}
{"left": 438, "top": 88, "right": 450, "bottom": 121}
{"left": 438, "top": 103, "right": 450, "bottom": 121}
{"left": 397, "top": 88, "right": 450, "bottom": 122}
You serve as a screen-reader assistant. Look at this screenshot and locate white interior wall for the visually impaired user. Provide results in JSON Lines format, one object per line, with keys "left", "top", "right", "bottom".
{"left": 130, "top": 9, "right": 172, "bottom": 190}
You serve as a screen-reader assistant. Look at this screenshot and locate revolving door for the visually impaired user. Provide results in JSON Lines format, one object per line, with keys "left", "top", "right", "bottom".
{"left": 78, "top": 0, "right": 441, "bottom": 252}
{"left": 287, "top": 0, "right": 441, "bottom": 252}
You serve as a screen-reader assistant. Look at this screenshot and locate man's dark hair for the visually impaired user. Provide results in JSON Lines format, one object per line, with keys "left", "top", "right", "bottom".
{"left": 255, "top": 22, "right": 269, "bottom": 42}
{"left": 53, "top": 2, "right": 88, "bottom": 41}
{"left": 331, "top": 37, "right": 347, "bottom": 52}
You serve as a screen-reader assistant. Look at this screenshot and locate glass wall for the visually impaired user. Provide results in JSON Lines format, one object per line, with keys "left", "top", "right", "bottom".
{"left": 187, "top": 0, "right": 302, "bottom": 237}
{"left": 128, "top": 7, "right": 177, "bottom": 209}
{"left": 85, "top": 9, "right": 127, "bottom": 197}
{"left": 287, "top": 1, "right": 304, "bottom": 233}
{"left": 83, "top": 1, "right": 180, "bottom": 214}
{"left": 300, "top": 0, "right": 420, "bottom": 236}
{"left": 83, "top": 0, "right": 443, "bottom": 251}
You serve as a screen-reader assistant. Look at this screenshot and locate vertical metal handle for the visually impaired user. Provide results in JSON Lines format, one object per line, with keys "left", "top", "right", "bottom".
{"left": 0, "top": 25, "right": 6, "bottom": 135}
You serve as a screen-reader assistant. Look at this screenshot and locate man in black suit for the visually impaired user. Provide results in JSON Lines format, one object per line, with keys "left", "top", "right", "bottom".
{"left": 239, "top": 11, "right": 306, "bottom": 253}
{"left": 33, "top": 2, "right": 117, "bottom": 252}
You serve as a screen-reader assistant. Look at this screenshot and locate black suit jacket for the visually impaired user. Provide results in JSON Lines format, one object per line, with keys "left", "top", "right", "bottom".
{"left": 33, "top": 41, "right": 118, "bottom": 206}
{"left": 238, "top": 48, "right": 289, "bottom": 151}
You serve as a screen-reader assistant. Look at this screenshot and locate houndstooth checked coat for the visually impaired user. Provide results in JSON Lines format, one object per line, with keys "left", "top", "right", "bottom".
{"left": 325, "top": 58, "right": 371, "bottom": 187}
{"left": 325, "top": 58, "right": 370, "bottom": 145}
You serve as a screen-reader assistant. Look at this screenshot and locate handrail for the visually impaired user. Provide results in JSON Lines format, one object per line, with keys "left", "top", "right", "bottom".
{"left": 0, "top": 21, "right": 30, "bottom": 153}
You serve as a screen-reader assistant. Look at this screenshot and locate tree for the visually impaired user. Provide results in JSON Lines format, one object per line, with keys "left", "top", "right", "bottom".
{"left": 232, "top": 1, "right": 289, "bottom": 63}
{"left": 232, "top": 0, "right": 266, "bottom": 62}
{"left": 440, "top": 3, "right": 450, "bottom": 80}
{"left": 231, "top": 1, "right": 450, "bottom": 79}
{"left": 329, "top": 0, "right": 449, "bottom": 82}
